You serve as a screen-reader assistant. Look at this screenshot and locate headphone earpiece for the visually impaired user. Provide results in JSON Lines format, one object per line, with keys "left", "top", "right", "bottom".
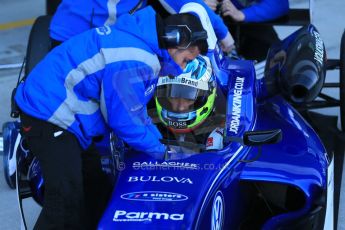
{"left": 162, "top": 27, "right": 181, "bottom": 48}
{"left": 162, "top": 25, "right": 207, "bottom": 49}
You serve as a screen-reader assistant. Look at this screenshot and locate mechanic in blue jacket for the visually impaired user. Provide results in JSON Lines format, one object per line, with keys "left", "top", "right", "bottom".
{"left": 204, "top": 0, "right": 289, "bottom": 60}
{"left": 15, "top": 7, "right": 208, "bottom": 229}
{"left": 49, "top": 0, "right": 235, "bottom": 52}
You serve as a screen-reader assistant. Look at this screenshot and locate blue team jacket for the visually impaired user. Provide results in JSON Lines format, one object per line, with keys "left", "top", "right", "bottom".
{"left": 50, "top": 0, "right": 228, "bottom": 42}
{"left": 232, "top": 0, "right": 289, "bottom": 22}
{"left": 16, "top": 7, "right": 177, "bottom": 156}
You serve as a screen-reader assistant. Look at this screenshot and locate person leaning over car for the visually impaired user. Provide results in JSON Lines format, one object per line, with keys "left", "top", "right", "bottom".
{"left": 204, "top": 0, "right": 289, "bottom": 60}
{"left": 49, "top": 0, "right": 235, "bottom": 52}
{"left": 15, "top": 7, "right": 208, "bottom": 230}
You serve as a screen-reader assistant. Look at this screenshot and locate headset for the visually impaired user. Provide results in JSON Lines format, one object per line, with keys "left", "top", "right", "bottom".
{"left": 162, "top": 25, "right": 208, "bottom": 49}
{"left": 157, "top": 14, "right": 208, "bottom": 49}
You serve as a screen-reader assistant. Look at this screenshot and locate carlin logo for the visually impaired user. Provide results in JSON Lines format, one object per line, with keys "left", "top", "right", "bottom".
{"left": 229, "top": 76, "right": 244, "bottom": 134}
{"left": 144, "top": 84, "right": 155, "bottom": 97}
{"left": 128, "top": 176, "right": 193, "bottom": 184}
{"left": 121, "top": 191, "right": 188, "bottom": 202}
{"left": 113, "top": 210, "right": 184, "bottom": 222}
{"left": 96, "top": 25, "right": 111, "bottom": 35}
{"left": 211, "top": 191, "right": 224, "bottom": 230}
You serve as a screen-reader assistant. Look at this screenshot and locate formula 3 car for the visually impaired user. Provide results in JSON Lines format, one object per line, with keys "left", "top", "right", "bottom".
{"left": 97, "top": 24, "right": 334, "bottom": 229}
{"left": 4, "top": 22, "right": 342, "bottom": 229}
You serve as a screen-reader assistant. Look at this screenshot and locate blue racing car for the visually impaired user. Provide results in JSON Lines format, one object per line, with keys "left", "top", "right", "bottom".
{"left": 3, "top": 21, "right": 341, "bottom": 229}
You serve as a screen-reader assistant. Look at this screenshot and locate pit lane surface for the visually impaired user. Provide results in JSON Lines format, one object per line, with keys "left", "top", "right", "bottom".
{"left": 0, "top": 0, "right": 344, "bottom": 229}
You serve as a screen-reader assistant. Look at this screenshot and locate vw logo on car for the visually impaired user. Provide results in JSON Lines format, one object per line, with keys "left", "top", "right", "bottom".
{"left": 211, "top": 191, "right": 224, "bottom": 230}
{"left": 121, "top": 191, "right": 188, "bottom": 202}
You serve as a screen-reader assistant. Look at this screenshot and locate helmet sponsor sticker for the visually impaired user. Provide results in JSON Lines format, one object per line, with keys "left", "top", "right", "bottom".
{"left": 128, "top": 175, "right": 193, "bottom": 184}
{"left": 168, "top": 120, "right": 187, "bottom": 128}
{"left": 113, "top": 210, "right": 184, "bottom": 222}
{"left": 120, "top": 191, "right": 188, "bottom": 202}
{"left": 158, "top": 76, "right": 209, "bottom": 90}
{"left": 211, "top": 191, "right": 224, "bottom": 230}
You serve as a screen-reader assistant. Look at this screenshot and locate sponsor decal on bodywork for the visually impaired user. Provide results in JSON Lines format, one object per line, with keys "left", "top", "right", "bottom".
{"left": 128, "top": 176, "right": 193, "bottom": 184}
{"left": 113, "top": 210, "right": 184, "bottom": 222}
{"left": 120, "top": 191, "right": 188, "bottom": 202}
{"left": 229, "top": 76, "right": 244, "bottom": 134}
{"left": 133, "top": 161, "right": 199, "bottom": 170}
{"left": 312, "top": 30, "right": 324, "bottom": 65}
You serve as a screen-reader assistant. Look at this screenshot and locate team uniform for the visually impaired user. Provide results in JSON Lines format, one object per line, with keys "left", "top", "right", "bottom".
{"left": 232, "top": 0, "right": 289, "bottom": 22}
{"left": 50, "top": 0, "right": 229, "bottom": 42}
{"left": 16, "top": 7, "right": 187, "bottom": 229}
{"left": 17, "top": 7, "right": 173, "bottom": 156}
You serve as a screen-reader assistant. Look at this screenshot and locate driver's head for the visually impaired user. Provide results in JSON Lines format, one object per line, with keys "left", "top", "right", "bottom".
{"left": 155, "top": 55, "right": 216, "bottom": 133}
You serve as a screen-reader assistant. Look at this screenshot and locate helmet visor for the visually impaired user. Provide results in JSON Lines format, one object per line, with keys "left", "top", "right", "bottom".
{"left": 156, "top": 84, "right": 210, "bottom": 113}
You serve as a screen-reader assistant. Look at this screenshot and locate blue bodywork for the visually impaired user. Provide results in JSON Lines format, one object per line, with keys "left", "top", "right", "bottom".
{"left": 97, "top": 28, "right": 328, "bottom": 228}
{"left": 16, "top": 25, "right": 329, "bottom": 229}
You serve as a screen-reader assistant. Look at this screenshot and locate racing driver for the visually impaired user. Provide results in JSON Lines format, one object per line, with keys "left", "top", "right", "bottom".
{"left": 155, "top": 54, "right": 225, "bottom": 152}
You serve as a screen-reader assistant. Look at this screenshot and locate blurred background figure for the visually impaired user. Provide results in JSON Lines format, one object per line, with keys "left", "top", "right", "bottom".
{"left": 49, "top": 0, "right": 235, "bottom": 52}
{"left": 204, "top": 0, "right": 289, "bottom": 60}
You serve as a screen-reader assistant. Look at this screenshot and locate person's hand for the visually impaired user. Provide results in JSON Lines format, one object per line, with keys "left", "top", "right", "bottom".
{"left": 164, "top": 145, "right": 177, "bottom": 161}
{"left": 220, "top": 32, "right": 236, "bottom": 53}
{"left": 221, "top": 0, "right": 245, "bottom": 22}
{"left": 165, "top": 148, "right": 194, "bottom": 161}
{"left": 204, "top": 0, "right": 219, "bottom": 11}
{"left": 227, "top": 49, "right": 242, "bottom": 60}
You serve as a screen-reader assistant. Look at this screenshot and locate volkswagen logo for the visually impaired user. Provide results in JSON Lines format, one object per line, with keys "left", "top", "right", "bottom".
{"left": 211, "top": 191, "right": 224, "bottom": 230}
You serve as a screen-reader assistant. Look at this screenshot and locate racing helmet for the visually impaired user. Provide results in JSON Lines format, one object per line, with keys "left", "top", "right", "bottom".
{"left": 155, "top": 55, "right": 216, "bottom": 133}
